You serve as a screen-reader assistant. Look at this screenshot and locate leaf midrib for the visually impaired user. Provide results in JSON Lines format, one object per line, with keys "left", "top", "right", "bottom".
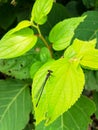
{"left": 0, "top": 84, "right": 28, "bottom": 122}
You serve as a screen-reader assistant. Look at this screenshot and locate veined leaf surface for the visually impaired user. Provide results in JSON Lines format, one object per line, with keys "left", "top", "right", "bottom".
{"left": 64, "top": 38, "right": 98, "bottom": 70}
{"left": 0, "top": 28, "right": 37, "bottom": 59}
{"left": 31, "top": 0, "right": 54, "bottom": 24}
{"left": 36, "top": 96, "right": 96, "bottom": 130}
{"left": 49, "top": 16, "right": 86, "bottom": 50}
{"left": 11, "top": 20, "right": 32, "bottom": 33}
{"left": 0, "top": 79, "right": 32, "bottom": 130}
{"left": 32, "top": 58, "right": 85, "bottom": 125}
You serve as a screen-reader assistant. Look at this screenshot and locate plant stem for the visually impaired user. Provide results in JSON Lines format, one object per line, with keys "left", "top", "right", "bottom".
{"left": 32, "top": 23, "right": 53, "bottom": 57}
{"left": 39, "top": 34, "right": 53, "bottom": 58}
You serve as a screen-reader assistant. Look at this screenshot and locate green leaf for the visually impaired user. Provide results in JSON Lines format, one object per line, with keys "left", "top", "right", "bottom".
{"left": 80, "top": 50, "right": 98, "bottom": 70}
{"left": 40, "top": 47, "right": 51, "bottom": 63}
{"left": 40, "top": 3, "right": 69, "bottom": 36}
{"left": 1, "top": 20, "right": 31, "bottom": 37}
{"left": 66, "top": 39, "right": 96, "bottom": 57}
{"left": 36, "top": 96, "right": 96, "bottom": 130}
{"left": 0, "top": 48, "right": 38, "bottom": 79}
{"left": 49, "top": 16, "right": 86, "bottom": 51}
{"left": 30, "top": 47, "right": 52, "bottom": 78}
{"left": 64, "top": 38, "right": 98, "bottom": 70}
{"left": 74, "top": 11, "right": 98, "bottom": 46}
{"left": 85, "top": 70, "right": 98, "bottom": 91}
{"left": 0, "top": 79, "right": 32, "bottom": 130}
{"left": 31, "top": 0, "right": 54, "bottom": 25}
{"left": 93, "top": 92, "right": 98, "bottom": 119}
{"left": 12, "top": 20, "right": 32, "bottom": 33}
{"left": 0, "top": 28, "right": 37, "bottom": 59}
{"left": 30, "top": 61, "right": 43, "bottom": 79}
{"left": 32, "top": 58, "right": 85, "bottom": 125}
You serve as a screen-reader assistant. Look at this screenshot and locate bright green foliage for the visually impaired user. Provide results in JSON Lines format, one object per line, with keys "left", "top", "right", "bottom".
{"left": 32, "top": 38, "right": 98, "bottom": 125}
{"left": 39, "top": 3, "right": 69, "bottom": 36}
{"left": 36, "top": 96, "right": 96, "bottom": 130}
{"left": 0, "top": 28, "right": 37, "bottom": 59}
{"left": 80, "top": 50, "right": 98, "bottom": 69}
{"left": 0, "top": 79, "right": 32, "bottom": 130}
{"left": 0, "top": 0, "right": 98, "bottom": 130}
{"left": 31, "top": 0, "right": 54, "bottom": 25}
{"left": 64, "top": 38, "right": 98, "bottom": 69}
{"left": 32, "top": 57, "right": 85, "bottom": 125}
{"left": 30, "top": 47, "right": 52, "bottom": 78}
{"left": 49, "top": 16, "right": 86, "bottom": 50}
{"left": 11, "top": 20, "right": 32, "bottom": 33}
{"left": 64, "top": 39, "right": 96, "bottom": 58}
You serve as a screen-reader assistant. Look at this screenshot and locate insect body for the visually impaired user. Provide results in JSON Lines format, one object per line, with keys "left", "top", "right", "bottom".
{"left": 36, "top": 70, "right": 53, "bottom": 107}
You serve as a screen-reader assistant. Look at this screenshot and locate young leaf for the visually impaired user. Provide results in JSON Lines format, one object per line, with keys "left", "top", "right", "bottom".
{"left": 0, "top": 28, "right": 37, "bottom": 59}
{"left": 32, "top": 58, "right": 85, "bottom": 125}
{"left": 30, "top": 61, "right": 43, "bottom": 79}
{"left": 12, "top": 20, "right": 32, "bottom": 33}
{"left": 31, "top": 0, "right": 54, "bottom": 25}
{"left": 1, "top": 20, "right": 32, "bottom": 40}
{"left": 69, "top": 39, "right": 96, "bottom": 56}
{"left": 64, "top": 38, "right": 98, "bottom": 70}
{"left": 40, "top": 47, "right": 52, "bottom": 63}
{"left": 80, "top": 50, "right": 98, "bottom": 70}
{"left": 0, "top": 79, "right": 32, "bottom": 130}
{"left": 39, "top": 2, "right": 69, "bottom": 36}
{"left": 36, "top": 96, "right": 96, "bottom": 130}
{"left": 30, "top": 47, "right": 52, "bottom": 79}
{"left": 64, "top": 38, "right": 96, "bottom": 59}
{"left": 49, "top": 16, "right": 86, "bottom": 51}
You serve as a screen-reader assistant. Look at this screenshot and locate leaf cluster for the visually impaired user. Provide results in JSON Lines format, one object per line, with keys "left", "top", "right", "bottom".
{"left": 0, "top": 0, "right": 98, "bottom": 130}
